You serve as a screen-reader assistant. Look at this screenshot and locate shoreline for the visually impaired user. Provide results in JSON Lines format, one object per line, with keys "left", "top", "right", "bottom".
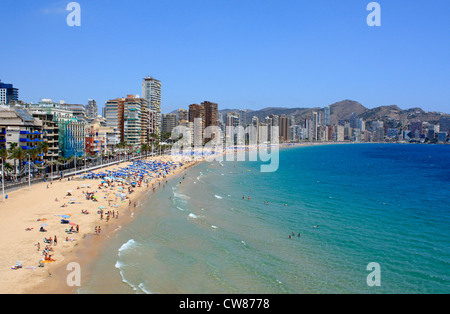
{"left": 1, "top": 142, "right": 345, "bottom": 294}
{"left": 42, "top": 159, "right": 200, "bottom": 294}
{"left": 0, "top": 155, "right": 199, "bottom": 294}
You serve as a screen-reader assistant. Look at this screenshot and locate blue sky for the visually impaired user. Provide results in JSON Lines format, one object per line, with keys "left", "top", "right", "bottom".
{"left": 1, "top": 0, "right": 449, "bottom": 113}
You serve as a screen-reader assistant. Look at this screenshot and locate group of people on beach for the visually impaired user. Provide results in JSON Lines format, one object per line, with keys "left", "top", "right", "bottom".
{"left": 94, "top": 226, "right": 102, "bottom": 235}
{"left": 16, "top": 158, "right": 189, "bottom": 274}
{"left": 100, "top": 209, "right": 119, "bottom": 221}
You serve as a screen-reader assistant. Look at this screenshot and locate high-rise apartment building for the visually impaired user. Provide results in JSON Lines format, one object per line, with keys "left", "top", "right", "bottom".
{"left": 177, "top": 108, "right": 188, "bottom": 124}
{"left": 279, "top": 115, "right": 290, "bottom": 142}
{"left": 142, "top": 76, "right": 161, "bottom": 134}
{"left": 162, "top": 113, "right": 177, "bottom": 134}
{"left": 203, "top": 101, "right": 218, "bottom": 128}
{"left": 372, "top": 120, "right": 384, "bottom": 131}
{"left": 323, "top": 106, "right": 331, "bottom": 126}
{"left": 410, "top": 120, "right": 423, "bottom": 139}
{"left": 61, "top": 103, "right": 86, "bottom": 122}
{"left": 86, "top": 99, "right": 98, "bottom": 121}
{"left": 105, "top": 95, "right": 148, "bottom": 145}
{"left": 0, "top": 81, "right": 19, "bottom": 104}
{"left": 238, "top": 109, "right": 247, "bottom": 127}
{"left": 188, "top": 104, "right": 205, "bottom": 126}
{"left": 0, "top": 88, "right": 6, "bottom": 105}
{"left": 439, "top": 116, "right": 450, "bottom": 135}
{"left": 311, "top": 112, "right": 318, "bottom": 141}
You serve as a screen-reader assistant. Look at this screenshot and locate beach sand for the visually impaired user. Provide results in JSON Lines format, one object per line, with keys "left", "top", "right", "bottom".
{"left": 0, "top": 142, "right": 339, "bottom": 294}
{"left": 0, "top": 155, "right": 198, "bottom": 294}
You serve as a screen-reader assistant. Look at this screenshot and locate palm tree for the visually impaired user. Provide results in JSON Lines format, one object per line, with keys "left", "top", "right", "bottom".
{"left": 8, "top": 143, "right": 18, "bottom": 176}
{"left": 12, "top": 147, "right": 26, "bottom": 179}
{"left": 0, "top": 148, "right": 8, "bottom": 164}
{"left": 140, "top": 143, "right": 149, "bottom": 159}
{"left": 28, "top": 148, "right": 39, "bottom": 162}
{"left": 37, "top": 141, "right": 50, "bottom": 159}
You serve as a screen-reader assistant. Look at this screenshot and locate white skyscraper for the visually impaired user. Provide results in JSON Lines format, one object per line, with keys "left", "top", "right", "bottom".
{"left": 142, "top": 76, "right": 162, "bottom": 134}
{"left": 323, "top": 106, "right": 330, "bottom": 126}
{"left": 312, "top": 112, "right": 318, "bottom": 141}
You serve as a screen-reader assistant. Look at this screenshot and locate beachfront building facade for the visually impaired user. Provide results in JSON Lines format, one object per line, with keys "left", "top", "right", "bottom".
{"left": 21, "top": 100, "right": 86, "bottom": 158}
{"left": 30, "top": 110, "right": 59, "bottom": 161}
{"left": 123, "top": 96, "right": 143, "bottom": 146}
{"left": 0, "top": 108, "right": 44, "bottom": 168}
{"left": 105, "top": 95, "right": 149, "bottom": 147}
{"left": 85, "top": 122, "right": 120, "bottom": 156}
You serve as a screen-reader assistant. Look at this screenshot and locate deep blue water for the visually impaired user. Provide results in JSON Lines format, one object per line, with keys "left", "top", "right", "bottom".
{"left": 81, "top": 144, "right": 450, "bottom": 294}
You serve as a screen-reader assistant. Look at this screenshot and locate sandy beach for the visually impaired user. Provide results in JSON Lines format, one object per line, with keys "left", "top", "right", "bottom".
{"left": 0, "top": 155, "right": 198, "bottom": 294}
{"left": 0, "top": 142, "right": 339, "bottom": 294}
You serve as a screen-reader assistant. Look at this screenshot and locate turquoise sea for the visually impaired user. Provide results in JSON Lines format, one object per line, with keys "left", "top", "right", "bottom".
{"left": 79, "top": 144, "right": 450, "bottom": 294}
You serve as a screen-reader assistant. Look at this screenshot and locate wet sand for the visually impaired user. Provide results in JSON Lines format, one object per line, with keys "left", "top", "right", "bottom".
{"left": 0, "top": 155, "right": 198, "bottom": 294}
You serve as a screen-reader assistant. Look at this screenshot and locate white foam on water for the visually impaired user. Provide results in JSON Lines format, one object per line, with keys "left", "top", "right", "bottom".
{"left": 115, "top": 239, "right": 143, "bottom": 293}
{"left": 174, "top": 192, "right": 191, "bottom": 200}
{"left": 138, "top": 283, "right": 152, "bottom": 294}
{"left": 188, "top": 213, "right": 198, "bottom": 219}
{"left": 118, "top": 239, "right": 137, "bottom": 255}
{"left": 214, "top": 194, "right": 223, "bottom": 199}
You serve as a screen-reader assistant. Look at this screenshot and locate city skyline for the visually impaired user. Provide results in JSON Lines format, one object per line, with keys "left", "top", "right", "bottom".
{"left": 0, "top": 1, "right": 449, "bottom": 114}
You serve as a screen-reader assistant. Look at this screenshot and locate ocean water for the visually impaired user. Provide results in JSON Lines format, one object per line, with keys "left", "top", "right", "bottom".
{"left": 79, "top": 144, "right": 450, "bottom": 294}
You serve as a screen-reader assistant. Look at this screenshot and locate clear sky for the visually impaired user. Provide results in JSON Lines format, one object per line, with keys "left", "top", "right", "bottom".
{"left": 1, "top": 0, "right": 449, "bottom": 114}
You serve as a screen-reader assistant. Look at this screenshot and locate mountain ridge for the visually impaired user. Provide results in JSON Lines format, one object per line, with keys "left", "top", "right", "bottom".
{"left": 169, "top": 100, "right": 449, "bottom": 126}
{"left": 220, "top": 100, "right": 449, "bottom": 126}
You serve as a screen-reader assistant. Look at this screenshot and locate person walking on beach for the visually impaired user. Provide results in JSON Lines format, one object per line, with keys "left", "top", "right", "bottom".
{"left": 95, "top": 226, "right": 98, "bottom": 235}
{"left": 54, "top": 235, "right": 57, "bottom": 246}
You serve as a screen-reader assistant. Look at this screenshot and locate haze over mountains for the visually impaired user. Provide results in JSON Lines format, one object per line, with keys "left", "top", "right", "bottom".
{"left": 219, "top": 100, "right": 449, "bottom": 127}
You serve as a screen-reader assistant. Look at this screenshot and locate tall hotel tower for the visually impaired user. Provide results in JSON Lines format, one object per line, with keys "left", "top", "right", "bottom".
{"left": 142, "top": 76, "right": 162, "bottom": 134}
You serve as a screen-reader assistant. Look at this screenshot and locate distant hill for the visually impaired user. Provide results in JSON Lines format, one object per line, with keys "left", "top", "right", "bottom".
{"left": 171, "top": 100, "right": 449, "bottom": 127}
{"left": 329, "top": 100, "right": 367, "bottom": 125}
{"left": 360, "top": 106, "right": 444, "bottom": 126}
{"left": 219, "top": 100, "right": 449, "bottom": 126}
